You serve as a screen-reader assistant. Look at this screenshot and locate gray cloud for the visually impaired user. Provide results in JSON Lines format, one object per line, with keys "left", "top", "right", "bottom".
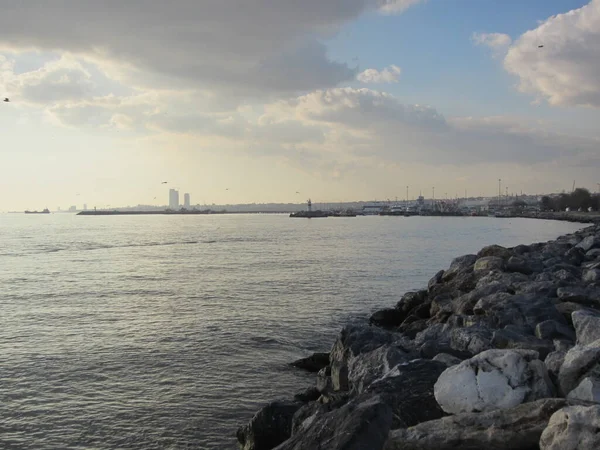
{"left": 0, "top": 0, "right": 418, "bottom": 97}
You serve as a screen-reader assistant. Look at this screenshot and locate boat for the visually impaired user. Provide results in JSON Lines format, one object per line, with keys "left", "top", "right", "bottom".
{"left": 24, "top": 208, "right": 50, "bottom": 214}
{"left": 361, "top": 202, "right": 388, "bottom": 215}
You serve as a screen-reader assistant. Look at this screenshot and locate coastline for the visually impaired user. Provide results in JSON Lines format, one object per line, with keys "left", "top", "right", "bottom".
{"left": 237, "top": 220, "right": 600, "bottom": 450}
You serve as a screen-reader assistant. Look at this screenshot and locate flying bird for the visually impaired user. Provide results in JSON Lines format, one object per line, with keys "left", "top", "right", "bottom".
{"left": 538, "top": 45, "right": 544, "bottom": 48}
{"left": 161, "top": 181, "right": 168, "bottom": 184}
{"left": 296, "top": 191, "right": 300, "bottom": 194}
{"left": 3, "top": 98, "right": 9, "bottom": 102}
{"left": 225, "top": 188, "right": 229, "bottom": 191}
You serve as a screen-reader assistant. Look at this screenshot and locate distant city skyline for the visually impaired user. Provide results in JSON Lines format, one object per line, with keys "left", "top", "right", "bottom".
{"left": 2, "top": 1, "right": 600, "bottom": 210}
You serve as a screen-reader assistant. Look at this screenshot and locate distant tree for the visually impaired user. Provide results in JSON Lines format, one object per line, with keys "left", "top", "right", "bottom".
{"left": 540, "top": 196, "right": 555, "bottom": 211}
{"left": 512, "top": 200, "right": 527, "bottom": 209}
{"left": 570, "top": 188, "right": 592, "bottom": 210}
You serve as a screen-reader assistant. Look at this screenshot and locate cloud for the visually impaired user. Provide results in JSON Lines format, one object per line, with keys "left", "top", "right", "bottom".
{"left": 0, "top": 1, "right": 420, "bottom": 99}
{"left": 472, "top": 32, "right": 512, "bottom": 52}
{"left": 357, "top": 65, "right": 402, "bottom": 83}
{"left": 504, "top": 0, "right": 600, "bottom": 107}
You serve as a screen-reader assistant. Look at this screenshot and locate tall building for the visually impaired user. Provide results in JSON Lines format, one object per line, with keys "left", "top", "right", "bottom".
{"left": 184, "top": 193, "right": 191, "bottom": 209}
{"left": 169, "top": 189, "right": 179, "bottom": 209}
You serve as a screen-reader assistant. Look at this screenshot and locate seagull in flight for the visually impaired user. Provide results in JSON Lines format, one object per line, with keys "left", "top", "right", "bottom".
{"left": 296, "top": 191, "right": 300, "bottom": 194}
{"left": 161, "top": 181, "right": 168, "bottom": 184}
{"left": 538, "top": 45, "right": 544, "bottom": 48}
{"left": 3, "top": 98, "right": 9, "bottom": 102}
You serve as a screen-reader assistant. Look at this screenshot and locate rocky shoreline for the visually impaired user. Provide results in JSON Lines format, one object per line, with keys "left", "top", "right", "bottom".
{"left": 237, "top": 224, "right": 600, "bottom": 450}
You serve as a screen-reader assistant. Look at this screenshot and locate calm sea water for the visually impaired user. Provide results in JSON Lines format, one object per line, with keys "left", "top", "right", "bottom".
{"left": 0, "top": 213, "right": 585, "bottom": 449}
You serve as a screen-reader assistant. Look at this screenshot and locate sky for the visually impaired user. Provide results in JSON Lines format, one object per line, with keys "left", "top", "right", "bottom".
{"left": 1, "top": 0, "right": 600, "bottom": 210}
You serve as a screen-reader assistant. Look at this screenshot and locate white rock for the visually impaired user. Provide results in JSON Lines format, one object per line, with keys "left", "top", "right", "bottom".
{"left": 540, "top": 405, "right": 600, "bottom": 449}
{"left": 434, "top": 349, "right": 553, "bottom": 414}
{"left": 572, "top": 310, "right": 600, "bottom": 346}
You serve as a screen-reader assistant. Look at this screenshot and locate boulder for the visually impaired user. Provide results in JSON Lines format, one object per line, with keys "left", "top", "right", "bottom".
{"left": 329, "top": 325, "right": 401, "bottom": 392}
{"left": 473, "top": 292, "right": 565, "bottom": 330}
{"left": 396, "top": 290, "right": 428, "bottom": 313}
{"left": 290, "top": 352, "right": 329, "bottom": 373}
{"left": 237, "top": 400, "right": 301, "bottom": 450}
{"left": 506, "top": 256, "right": 535, "bottom": 275}
{"left": 514, "top": 280, "right": 558, "bottom": 297}
{"left": 566, "top": 376, "right": 600, "bottom": 403}
{"left": 433, "top": 353, "right": 463, "bottom": 367}
{"left": 540, "top": 405, "right": 600, "bottom": 450}
{"left": 385, "top": 399, "right": 568, "bottom": 450}
{"left": 398, "top": 318, "right": 429, "bottom": 339}
{"left": 363, "top": 359, "right": 447, "bottom": 428}
{"left": 474, "top": 256, "right": 505, "bottom": 273}
{"left": 451, "top": 281, "right": 512, "bottom": 315}
{"left": 512, "top": 244, "right": 531, "bottom": 255}
{"left": 583, "top": 268, "right": 600, "bottom": 284}
{"left": 572, "top": 310, "right": 600, "bottom": 346}
{"left": 491, "top": 326, "right": 554, "bottom": 359}
{"left": 545, "top": 350, "right": 566, "bottom": 387}
{"left": 555, "top": 301, "right": 597, "bottom": 326}
{"left": 535, "top": 320, "right": 576, "bottom": 342}
{"left": 294, "top": 387, "right": 321, "bottom": 403}
{"left": 586, "top": 248, "right": 600, "bottom": 260}
{"left": 442, "top": 254, "right": 477, "bottom": 282}
{"left": 347, "top": 345, "right": 410, "bottom": 394}
{"left": 558, "top": 340, "right": 600, "bottom": 396}
{"left": 434, "top": 349, "right": 554, "bottom": 414}
{"left": 450, "top": 326, "right": 494, "bottom": 355}
{"left": 370, "top": 308, "right": 406, "bottom": 329}
{"left": 576, "top": 235, "right": 600, "bottom": 252}
{"left": 478, "top": 244, "right": 513, "bottom": 260}
{"left": 556, "top": 286, "right": 600, "bottom": 307}
{"left": 274, "top": 396, "right": 392, "bottom": 450}
{"left": 428, "top": 270, "right": 444, "bottom": 291}
{"left": 552, "top": 269, "right": 578, "bottom": 284}
{"left": 564, "top": 247, "right": 586, "bottom": 266}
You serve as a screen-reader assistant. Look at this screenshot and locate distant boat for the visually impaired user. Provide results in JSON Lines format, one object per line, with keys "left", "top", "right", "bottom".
{"left": 24, "top": 208, "right": 50, "bottom": 214}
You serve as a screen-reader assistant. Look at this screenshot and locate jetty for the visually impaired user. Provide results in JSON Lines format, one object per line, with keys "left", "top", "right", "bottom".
{"left": 238, "top": 221, "right": 600, "bottom": 450}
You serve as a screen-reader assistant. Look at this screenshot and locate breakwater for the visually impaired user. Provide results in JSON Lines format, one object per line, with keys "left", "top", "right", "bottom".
{"left": 237, "top": 223, "right": 600, "bottom": 449}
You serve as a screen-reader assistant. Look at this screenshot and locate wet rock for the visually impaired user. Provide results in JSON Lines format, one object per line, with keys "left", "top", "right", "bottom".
{"left": 290, "top": 353, "right": 330, "bottom": 373}
{"left": 535, "top": 319, "right": 576, "bottom": 342}
{"left": 329, "top": 325, "right": 414, "bottom": 392}
{"left": 583, "top": 268, "right": 600, "bottom": 284}
{"left": 363, "top": 359, "right": 447, "bottom": 428}
{"left": 491, "top": 326, "right": 554, "bottom": 359}
{"left": 478, "top": 244, "right": 513, "bottom": 260}
{"left": 576, "top": 235, "right": 600, "bottom": 252}
{"left": 572, "top": 310, "right": 600, "bottom": 346}
{"left": 294, "top": 387, "right": 321, "bottom": 403}
{"left": 396, "top": 290, "right": 428, "bottom": 314}
{"left": 433, "top": 353, "right": 463, "bottom": 367}
{"left": 473, "top": 292, "right": 565, "bottom": 330}
{"left": 385, "top": 398, "right": 568, "bottom": 450}
{"left": 347, "top": 345, "right": 410, "bottom": 394}
{"left": 434, "top": 349, "right": 554, "bottom": 414}
{"left": 237, "top": 400, "right": 301, "bottom": 450}
{"left": 506, "top": 256, "right": 535, "bottom": 275}
{"left": 274, "top": 396, "right": 392, "bottom": 450}
{"left": 474, "top": 256, "right": 505, "bottom": 273}
{"left": 540, "top": 405, "right": 600, "bottom": 450}
{"left": 558, "top": 340, "right": 600, "bottom": 396}
{"left": 566, "top": 376, "right": 600, "bottom": 403}
{"left": 369, "top": 308, "right": 406, "bottom": 329}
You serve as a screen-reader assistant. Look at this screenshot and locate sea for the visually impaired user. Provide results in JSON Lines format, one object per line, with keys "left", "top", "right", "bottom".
{"left": 0, "top": 213, "right": 586, "bottom": 449}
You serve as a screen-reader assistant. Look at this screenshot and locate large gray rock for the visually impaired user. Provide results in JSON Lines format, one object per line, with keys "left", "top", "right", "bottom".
{"left": 434, "top": 349, "right": 554, "bottom": 414}
{"left": 473, "top": 292, "right": 565, "bottom": 330}
{"left": 545, "top": 350, "right": 566, "bottom": 387}
{"left": 572, "top": 309, "right": 600, "bottom": 346}
{"left": 557, "top": 285, "right": 600, "bottom": 306}
{"left": 316, "top": 367, "right": 333, "bottom": 394}
{"left": 478, "top": 244, "right": 513, "bottom": 260}
{"left": 329, "top": 325, "right": 413, "bottom": 392}
{"left": 442, "top": 254, "right": 477, "bottom": 282}
{"left": 535, "top": 319, "right": 576, "bottom": 342}
{"left": 576, "top": 235, "right": 600, "bottom": 252}
{"left": 451, "top": 282, "right": 512, "bottom": 315}
{"left": 363, "top": 359, "right": 447, "bottom": 428}
{"left": 433, "top": 353, "right": 463, "bottom": 367}
{"left": 586, "top": 248, "right": 600, "bottom": 260}
{"left": 514, "top": 280, "right": 558, "bottom": 297}
{"left": 384, "top": 399, "right": 568, "bottom": 450}
{"left": 396, "top": 290, "right": 428, "bottom": 313}
{"left": 237, "top": 400, "right": 301, "bottom": 450}
{"left": 450, "top": 326, "right": 493, "bottom": 355}
{"left": 428, "top": 270, "right": 444, "bottom": 291}
{"left": 558, "top": 340, "right": 600, "bottom": 396}
{"left": 491, "top": 326, "right": 554, "bottom": 359}
{"left": 274, "top": 395, "right": 392, "bottom": 450}
{"left": 540, "top": 405, "right": 600, "bottom": 450}
{"left": 506, "top": 256, "right": 536, "bottom": 275}
{"left": 369, "top": 308, "right": 407, "bottom": 329}
{"left": 566, "top": 376, "right": 600, "bottom": 403}
{"left": 474, "top": 256, "right": 505, "bottom": 273}
{"left": 347, "top": 345, "right": 410, "bottom": 394}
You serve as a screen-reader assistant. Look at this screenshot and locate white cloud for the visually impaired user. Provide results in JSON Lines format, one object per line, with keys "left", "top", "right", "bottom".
{"left": 378, "top": 0, "right": 426, "bottom": 14}
{"left": 357, "top": 65, "right": 402, "bottom": 83}
{"left": 504, "top": 0, "right": 600, "bottom": 107}
{"left": 472, "top": 32, "right": 512, "bottom": 51}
